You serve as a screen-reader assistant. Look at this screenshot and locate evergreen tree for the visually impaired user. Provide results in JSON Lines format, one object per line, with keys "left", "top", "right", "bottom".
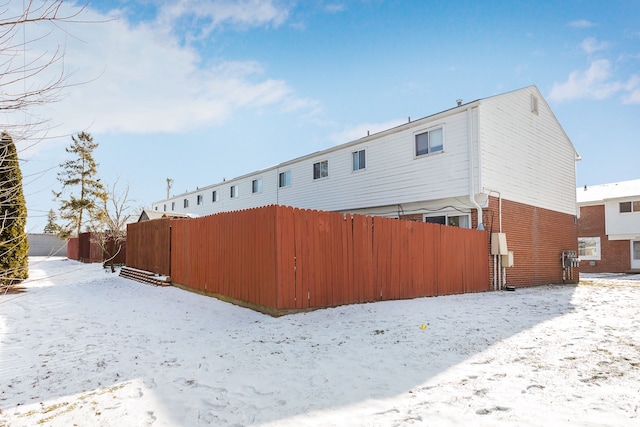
{"left": 43, "top": 209, "right": 61, "bottom": 234}
{"left": 53, "top": 132, "right": 107, "bottom": 238}
{"left": 0, "top": 132, "right": 29, "bottom": 286}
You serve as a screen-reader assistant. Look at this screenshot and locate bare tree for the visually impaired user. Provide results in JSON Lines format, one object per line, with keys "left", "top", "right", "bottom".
{"left": 0, "top": 1, "right": 87, "bottom": 141}
{"left": 1, "top": 1, "right": 88, "bottom": 293}
{"left": 91, "top": 179, "right": 134, "bottom": 272}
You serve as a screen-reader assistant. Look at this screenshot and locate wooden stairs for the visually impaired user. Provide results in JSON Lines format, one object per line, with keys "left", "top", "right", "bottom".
{"left": 119, "top": 266, "right": 172, "bottom": 287}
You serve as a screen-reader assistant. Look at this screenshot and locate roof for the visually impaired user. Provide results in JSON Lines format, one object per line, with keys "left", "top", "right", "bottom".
{"left": 137, "top": 210, "right": 198, "bottom": 222}
{"left": 577, "top": 179, "right": 640, "bottom": 204}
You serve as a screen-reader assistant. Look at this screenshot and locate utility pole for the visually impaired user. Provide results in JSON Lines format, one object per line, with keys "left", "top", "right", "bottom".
{"left": 166, "top": 178, "right": 173, "bottom": 199}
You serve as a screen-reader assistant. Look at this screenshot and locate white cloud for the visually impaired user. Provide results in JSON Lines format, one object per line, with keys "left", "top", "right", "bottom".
{"left": 4, "top": 2, "right": 313, "bottom": 137}
{"left": 622, "top": 75, "right": 640, "bottom": 104}
{"left": 157, "top": 0, "right": 289, "bottom": 38}
{"left": 578, "top": 37, "right": 610, "bottom": 55}
{"left": 549, "top": 59, "right": 639, "bottom": 103}
{"left": 568, "top": 19, "right": 596, "bottom": 29}
{"left": 325, "top": 4, "right": 346, "bottom": 13}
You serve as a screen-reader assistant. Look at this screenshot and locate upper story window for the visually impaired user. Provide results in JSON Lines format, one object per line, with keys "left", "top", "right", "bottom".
{"left": 212, "top": 190, "right": 218, "bottom": 202}
{"left": 352, "top": 149, "right": 366, "bottom": 171}
{"left": 313, "top": 160, "right": 328, "bottom": 180}
{"left": 415, "top": 127, "right": 443, "bottom": 157}
{"left": 183, "top": 198, "right": 189, "bottom": 208}
{"left": 252, "top": 178, "right": 262, "bottom": 194}
{"left": 619, "top": 201, "right": 640, "bottom": 213}
{"left": 230, "top": 185, "right": 238, "bottom": 198}
{"left": 279, "top": 171, "right": 291, "bottom": 188}
{"left": 197, "top": 194, "right": 203, "bottom": 205}
{"left": 171, "top": 201, "right": 175, "bottom": 211}
{"left": 154, "top": 206, "right": 158, "bottom": 211}
{"left": 163, "top": 204, "right": 166, "bottom": 212}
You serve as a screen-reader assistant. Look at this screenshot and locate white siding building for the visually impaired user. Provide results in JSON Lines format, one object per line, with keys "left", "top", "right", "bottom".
{"left": 152, "top": 85, "right": 578, "bottom": 230}
{"left": 577, "top": 179, "right": 640, "bottom": 272}
{"left": 152, "top": 85, "right": 580, "bottom": 287}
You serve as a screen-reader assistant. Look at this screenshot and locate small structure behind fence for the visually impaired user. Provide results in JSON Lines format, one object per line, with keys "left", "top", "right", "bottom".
{"left": 126, "top": 205, "right": 489, "bottom": 315}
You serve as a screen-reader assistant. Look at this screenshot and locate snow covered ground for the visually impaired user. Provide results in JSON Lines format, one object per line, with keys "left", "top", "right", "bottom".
{"left": 1, "top": 257, "right": 638, "bottom": 426}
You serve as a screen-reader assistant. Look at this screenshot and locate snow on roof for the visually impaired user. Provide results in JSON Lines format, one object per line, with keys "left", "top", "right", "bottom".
{"left": 577, "top": 179, "right": 640, "bottom": 204}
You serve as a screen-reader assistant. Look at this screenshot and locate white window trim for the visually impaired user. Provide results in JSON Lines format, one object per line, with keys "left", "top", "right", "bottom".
{"left": 252, "top": 178, "right": 263, "bottom": 194}
{"left": 279, "top": 170, "right": 292, "bottom": 188}
{"left": 413, "top": 125, "right": 445, "bottom": 158}
{"left": 423, "top": 213, "right": 471, "bottom": 228}
{"left": 578, "top": 237, "right": 601, "bottom": 261}
{"left": 230, "top": 185, "right": 238, "bottom": 198}
{"left": 352, "top": 148, "right": 367, "bottom": 172}
{"left": 313, "top": 159, "right": 329, "bottom": 180}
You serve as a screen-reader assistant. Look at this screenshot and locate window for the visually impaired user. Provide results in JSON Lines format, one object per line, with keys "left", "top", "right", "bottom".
{"left": 197, "top": 195, "right": 203, "bottom": 205}
{"left": 620, "top": 202, "right": 632, "bottom": 213}
{"left": 619, "top": 201, "right": 640, "bottom": 213}
{"left": 171, "top": 201, "right": 175, "bottom": 211}
{"left": 252, "top": 178, "right": 262, "bottom": 194}
{"left": 163, "top": 204, "right": 166, "bottom": 212}
{"left": 212, "top": 190, "right": 218, "bottom": 202}
{"left": 313, "top": 160, "right": 329, "bottom": 179}
{"left": 424, "top": 216, "right": 446, "bottom": 225}
{"left": 352, "top": 149, "right": 366, "bottom": 171}
{"left": 634, "top": 241, "right": 640, "bottom": 261}
{"left": 424, "top": 214, "right": 470, "bottom": 228}
{"left": 154, "top": 206, "right": 158, "bottom": 211}
{"left": 447, "top": 215, "right": 470, "bottom": 228}
{"left": 578, "top": 237, "right": 601, "bottom": 260}
{"left": 620, "top": 200, "right": 640, "bottom": 213}
{"left": 279, "top": 171, "right": 291, "bottom": 188}
{"left": 415, "top": 127, "right": 443, "bottom": 157}
{"left": 230, "top": 185, "right": 238, "bottom": 198}
{"left": 183, "top": 198, "right": 189, "bottom": 208}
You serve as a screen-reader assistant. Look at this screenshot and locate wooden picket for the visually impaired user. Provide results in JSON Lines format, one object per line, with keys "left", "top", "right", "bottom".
{"left": 125, "top": 205, "right": 490, "bottom": 315}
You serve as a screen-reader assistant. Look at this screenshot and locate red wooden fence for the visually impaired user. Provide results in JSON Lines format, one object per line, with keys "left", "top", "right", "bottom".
{"left": 127, "top": 205, "right": 489, "bottom": 314}
{"left": 126, "top": 218, "right": 173, "bottom": 275}
{"left": 66, "top": 232, "right": 127, "bottom": 265}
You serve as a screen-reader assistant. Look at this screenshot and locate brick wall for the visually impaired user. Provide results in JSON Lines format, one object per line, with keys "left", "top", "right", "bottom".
{"left": 577, "top": 204, "right": 630, "bottom": 273}
{"left": 399, "top": 213, "right": 423, "bottom": 222}
{"left": 479, "top": 197, "right": 578, "bottom": 286}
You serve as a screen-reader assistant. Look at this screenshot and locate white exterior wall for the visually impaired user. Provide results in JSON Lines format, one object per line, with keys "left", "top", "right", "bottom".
{"left": 151, "top": 86, "right": 577, "bottom": 220}
{"left": 479, "top": 86, "right": 577, "bottom": 215}
{"left": 604, "top": 199, "right": 640, "bottom": 240}
{"left": 152, "top": 108, "right": 479, "bottom": 216}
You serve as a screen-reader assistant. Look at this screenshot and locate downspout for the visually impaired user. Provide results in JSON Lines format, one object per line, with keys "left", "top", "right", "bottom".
{"left": 467, "top": 106, "right": 484, "bottom": 230}
{"left": 484, "top": 188, "right": 503, "bottom": 290}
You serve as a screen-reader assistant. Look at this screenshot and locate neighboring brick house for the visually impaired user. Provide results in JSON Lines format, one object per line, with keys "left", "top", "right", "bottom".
{"left": 152, "top": 86, "right": 580, "bottom": 287}
{"left": 577, "top": 179, "right": 640, "bottom": 273}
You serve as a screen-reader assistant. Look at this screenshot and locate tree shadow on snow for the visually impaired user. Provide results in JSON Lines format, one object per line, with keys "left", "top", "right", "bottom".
{"left": 0, "top": 258, "right": 578, "bottom": 425}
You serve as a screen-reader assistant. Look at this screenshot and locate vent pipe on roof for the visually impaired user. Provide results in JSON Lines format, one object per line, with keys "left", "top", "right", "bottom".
{"left": 457, "top": 99, "right": 462, "bottom": 106}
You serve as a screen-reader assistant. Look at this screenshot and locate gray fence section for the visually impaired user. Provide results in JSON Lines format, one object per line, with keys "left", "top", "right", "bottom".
{"left": 27, "top": 233, "right": 68, "bottom": 257}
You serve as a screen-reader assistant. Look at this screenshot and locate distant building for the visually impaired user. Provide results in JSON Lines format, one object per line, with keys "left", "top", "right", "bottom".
{"left": 577, "top": 179, "right": 640, "bottom": 273}
{"left": 152, "top": 86, "right": 580, "bottom": 287}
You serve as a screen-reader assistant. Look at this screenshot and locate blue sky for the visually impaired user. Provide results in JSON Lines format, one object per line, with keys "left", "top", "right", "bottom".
{"left": 13, "top": 0, "right": 640, "bottom": 232}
